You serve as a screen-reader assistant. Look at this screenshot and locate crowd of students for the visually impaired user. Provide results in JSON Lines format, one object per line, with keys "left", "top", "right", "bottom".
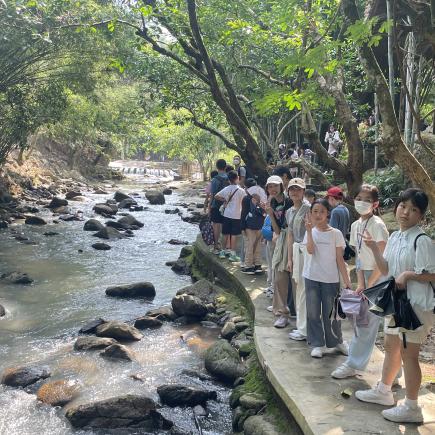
{"left": 204, "top": 155, "right": 434, "bottom": 424}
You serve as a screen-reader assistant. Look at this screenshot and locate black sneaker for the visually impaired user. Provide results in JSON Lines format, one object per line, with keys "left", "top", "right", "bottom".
{"left": 241, "top": 267, "right": 256, "bottom": 275}
{"left": 254, "top": 265, "right": 263, "bottom": 274}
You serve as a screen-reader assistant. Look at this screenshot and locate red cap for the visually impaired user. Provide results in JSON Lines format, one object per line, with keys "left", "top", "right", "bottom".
{"left": 326, "top": 186, "right": 344, "bottom": 199}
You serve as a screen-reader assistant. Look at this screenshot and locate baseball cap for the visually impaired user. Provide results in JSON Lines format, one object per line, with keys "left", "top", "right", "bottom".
{"left": 288, "top": 178, "right": 306, "bottom": 189}
{"left": 326, "top": 186, "right": 344, "bottom": 199}
{"left": 266, "top": 175, "right": 283, "bottom": 186}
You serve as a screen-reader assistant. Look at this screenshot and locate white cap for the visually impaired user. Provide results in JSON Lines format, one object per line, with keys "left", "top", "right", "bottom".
{"left": 266, "top": 175, "right": 283, "bottom": 186}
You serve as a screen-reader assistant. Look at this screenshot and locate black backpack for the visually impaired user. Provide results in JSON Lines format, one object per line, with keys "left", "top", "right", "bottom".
{"left": 212, "top": 174, "right": 229, "bottom": 207}
{"left": 244, "top": 194, "right": 265, "bottom": 230}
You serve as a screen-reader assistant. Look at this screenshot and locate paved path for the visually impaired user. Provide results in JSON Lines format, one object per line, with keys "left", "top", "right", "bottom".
{"left": 195, "top": 239, "right": 435, "bottom": 435}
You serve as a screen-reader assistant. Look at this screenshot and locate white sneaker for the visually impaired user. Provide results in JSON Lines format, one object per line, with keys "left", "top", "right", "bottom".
{"left": 381, "top": 402, "right": 423, "bottom": 423}
{"left": 288, "top": 330, "right": 306, "bottom": 341}
{"left": 266, "top": 305, "right": 273, "bottom": 312}
{"left": 331, "top": 363, "right": 357, "bottom": 379}
{"left": 311, "top": 347, "right": 324, "bottom": 358}
{"left": 335, "top": 342, "right": 349, "bottom": 356}
{"left": 355, "top": 385, "right": 394, "bottom": 406}
{"left": 274, "top": 316, "right": 289, "bottom": 328}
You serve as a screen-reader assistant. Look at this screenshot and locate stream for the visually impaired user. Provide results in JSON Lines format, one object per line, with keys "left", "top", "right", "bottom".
{"left": 0, "top": 174, "right": 232, "bottom": 435}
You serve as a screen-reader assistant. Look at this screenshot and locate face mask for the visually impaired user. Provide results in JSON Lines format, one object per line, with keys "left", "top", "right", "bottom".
{"left": 354, "top": 200, "right": 372, "bottom": 216}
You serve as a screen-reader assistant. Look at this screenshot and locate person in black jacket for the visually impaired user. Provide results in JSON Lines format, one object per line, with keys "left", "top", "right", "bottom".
{"left": 240, "top": 179, "right": 266, "bottom": 274}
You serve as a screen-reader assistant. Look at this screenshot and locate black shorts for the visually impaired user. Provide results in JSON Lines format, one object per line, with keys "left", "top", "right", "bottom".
{"left": 222, "top": 217, "right": 242, "bottom": 236}
{"left": 210, "top": 207, "right": 224, "bottom": 224}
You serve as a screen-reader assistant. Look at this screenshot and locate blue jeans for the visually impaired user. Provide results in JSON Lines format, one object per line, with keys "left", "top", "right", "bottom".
{"left": 305, "top": 278, "right": 342, "bottom": 348}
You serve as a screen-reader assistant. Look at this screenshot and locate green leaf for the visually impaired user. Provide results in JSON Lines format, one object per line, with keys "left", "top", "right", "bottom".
{"left": 107, "top": 21, "right": 115, "bottom": 32}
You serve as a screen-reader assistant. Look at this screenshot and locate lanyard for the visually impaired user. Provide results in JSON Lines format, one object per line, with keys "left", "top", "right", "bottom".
{"left": 357, "top": 216, "right": 372, "bottom": 253}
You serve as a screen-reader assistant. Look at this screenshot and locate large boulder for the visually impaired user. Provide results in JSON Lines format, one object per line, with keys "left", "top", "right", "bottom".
{"left": 83, "top": 219, "right": 105, "bottom": 232}
{"left": 47, "top": 197, "right": 68, "bottom": 209}
{"left": 162, "top": 188, "right": 173, "bottom": 195}
{"left": 65, "top": 395, "right": 173, "bottom": 430}
{"left": 25, "top": 216, "right": 47, "bottom": 225}
{"left": 37, "top": 380, "right": 80, "bottom": 407}
{"left": 65, "top": 191, "right": 82, "bottom": 200}
{"left": 176, "top": 279, "right": 216, "bottom": 304}
{"left": 1, "top": 271, "right": 33, "bottom": 285}
{"left": 74, "top": 336, "right": 117, "bottom": 351}
{"left": 118, "top": 198, "right": 138, "bottom": 209}
{"left": 114, "top": 191, "right": 131, "bottom": 202}
{"left": 1, "top": 365, "right": 51, "bottom": 388}
{"left": 171, "top": 295, "right": 208, "bottom": 318}
{"left": 179, "top": 245, "right": 194, "bottom": 258}
{"left": 204, "top": 340, "right": 246, "bottom": 384}
{"left": 93, "top": 227, "right": 125, "bottom": 240}
{"left": 157, "top": 384, "right": 217, "bottom": 407}
{"left": 168, "top": 258, "right": 191, "bottom": 275}
{"left": 105, "top": 282, "right": 155, "bottom": 299}
{"left": 92, "top": 242, "right": 111, "bottom": 251}
{"left": 243, "top": 415, "right": 281, "bottom": 435}
{"left": 93, "top": 203, "right": 117, "bottom": 216}
{"left": 239, "top": 393, "right": 267, "bottom": 413}
{"left": 145, "top": 306, "right": 178, "bottom": 321}
{"left": 96, "top": 321, "right": 143, "bottom": 341}
{"left": 118, "top": 214, "right": 144, "bottom": 228}
{"left": 145, "top": 191, "right": 165, "bottom": 205}
{"left": 100, "top": 343, "right": 135, "bottom": 361}
{"left": 134, "top": 316, "right": 163, "bottom": 329}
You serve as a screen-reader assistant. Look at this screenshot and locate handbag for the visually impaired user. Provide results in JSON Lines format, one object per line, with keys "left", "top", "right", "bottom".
{"left": 338, "top": 288, "right": 369, "bottom": 336}
{"left": 363, "top": 278, "right": 395, "bottom": 317}
{"left": 199, "top": 217, "right": 214, "bottom": 246}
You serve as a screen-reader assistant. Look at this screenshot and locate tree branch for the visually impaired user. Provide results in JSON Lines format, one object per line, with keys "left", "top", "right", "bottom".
{"left": 238, "top": 65, "right": 289, "bottom": 86}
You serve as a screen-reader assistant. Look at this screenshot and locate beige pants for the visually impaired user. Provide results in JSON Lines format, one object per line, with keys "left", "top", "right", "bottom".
{"left": 244, "top": 229, "right": 262, "bottom": 267}
{"left": 273, "top": 270, "right": 290, "bottom": 316}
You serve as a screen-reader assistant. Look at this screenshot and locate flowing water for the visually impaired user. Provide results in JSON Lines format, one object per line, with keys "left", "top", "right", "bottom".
{"left": 0, "top": 175, "right": 232, "bottom": 434}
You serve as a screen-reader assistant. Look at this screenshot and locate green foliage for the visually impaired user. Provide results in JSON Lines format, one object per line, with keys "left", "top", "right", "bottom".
{"left": 364, "top": 166, "right": 407, "bottom": 207}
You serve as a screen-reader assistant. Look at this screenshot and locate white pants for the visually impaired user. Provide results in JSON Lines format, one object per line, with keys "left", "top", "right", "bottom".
{"left": 266, "top": 241, "right": 275, "bottom": 288}
{"left": 293, "top": 242, "right": 306, "bottom": 336}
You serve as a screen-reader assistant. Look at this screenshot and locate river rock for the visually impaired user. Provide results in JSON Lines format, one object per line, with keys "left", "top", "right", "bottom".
{"left": 239, "top": 393, "right": 267, "bottom": 413}
{"left": 243, "top": 415, "right": 281, "bottom": 435}
{"left": 176, "top": 279, "right": 216, "bottom": 304}
{"left": 47, "top": 197, "right": 68, "bottom": 209}
{"left": 204, "top": 340, "right": 246, "bottom": 383}
{"left": 233, "top": 340, "right": 252, "bottom": 357}
{"left": 233, "top": 406, "right": 256, "bottom": 432}
{"left": 1, "top": 271, "right": 33, "bottom": 284}
{"left": 134, "top": 316, "right": 163, "bottom": 329}
{"left": 52, "top": 206, "right": 70, "bottom": 215}
{"left": 93, "top": 227, "right": 125, "bottom": 240}
{"left": 114, "top": 191, "right": 131, "bottom": 202}
{"left": 179, "top": 245, "right": 194, "bottom": 258}
{"left": 100, "top": 343, "right": 135, "bottom": 361}
{"left": 0, "top": 304, "right": 5, "bottom": 317}
{"left": 0, "top": 220, "right": 9, "bottom": 229}
{"left": 157, "top": 384, "right": 217, "bottom": 407}
{"left": 169, "top": 258, "right": 191, "bottom": 275}
{"left": 235, "top": 322, "right": 250, "bottom": 332}
{"left": 193, "top": 405, "right": 207, "bottom": 417}
{"left": 172, "top": 295, "right": 208, "bottom": 318}
{"left": 96, "top": 321, "right": 143, "bottom": 341}
{"left": 37, "top": 380, "right": 80, "bottom": 407}
{"left": 74, "top": 336, "right": 117, "bottom": 351}
{"left": 145, "top": 306, "right": 178, "bottom": 321}
{"left": 164, "top": 209, "right": 179, "bottom": 215}
{"left": 93, "top": 187, "right": 108, "bottom": 194}
{"left": 83, "top": 219, "right": 105, "bottom": 231}
{"left": 92, "top": 242, "right": 111, "bottom": 251}
{"left": 118, "top": 198, "right": 138, "bottom": 209}
{"left": 93, "top": 203, "right": 117, "bottom": 216}
{"left": 145, "top": 191, "right": 165, "bottom": 205}
{"left": 221, "top": 322, "right": 237, "bottom": 340}
{"left": 162, "top": 188, "right": 172, "bottom": 195}
{"left": 25, "top": 216, "right": 47, "bottom": 225}
{"left": 43, "top": 231, "right": 59, "bottom": 236}
{"left": 79, "top": 318, "right": 107, "bottom": 334}
{"left": 71, "top": 195, "right": 86, "bottom": 202}
{"left": 105, "top": 282, "right": 155, "bottom": 298}
{"left": 65, "top": 191, "right": 82, "bottom": 200}
{"left": 105, "top": 220, "right": 126, "bottom": 230}
{"left": 14, "top": 234, "right": 29, "bottom": 241}
{"left": 1, "top": 365, "right": 51, "bottom": 387}
{"left": 168, "top": 239, "right": 188, "bottom": 245}
{"left": 118, "top": 214, "right": 144, "bottom": 228}
{"left": 65, "top": 394, "right": 173, "bottom": 430}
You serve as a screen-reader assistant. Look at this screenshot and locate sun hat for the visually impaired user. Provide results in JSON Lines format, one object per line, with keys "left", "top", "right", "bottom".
{"left": 326, "top": 186, "right": 344, "bottom": 199}
{"left": 266, "top": 175, "right": 283, "bottom": 186}
{"left": 288, "top": 178, "right": 306, "bottom": 189}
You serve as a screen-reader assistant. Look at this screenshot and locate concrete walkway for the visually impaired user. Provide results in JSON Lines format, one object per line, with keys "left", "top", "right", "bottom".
{"left": 194, "top": 239, "right": 435, "bottom": 435}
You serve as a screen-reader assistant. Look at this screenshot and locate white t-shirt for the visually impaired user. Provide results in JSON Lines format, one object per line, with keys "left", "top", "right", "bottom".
{"left": 350, "top": 215, "right": 389, "bottom": 271}
{"left": 302, "top": 227, "right": 345, "bottom": 283}
{"left": 216, "top": 185, "right": 246, "bottom": 219}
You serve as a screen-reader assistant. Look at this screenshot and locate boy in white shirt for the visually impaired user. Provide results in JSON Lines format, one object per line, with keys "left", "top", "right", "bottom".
{"left": 215, "top": 170, "right": 246, "bottom": 262}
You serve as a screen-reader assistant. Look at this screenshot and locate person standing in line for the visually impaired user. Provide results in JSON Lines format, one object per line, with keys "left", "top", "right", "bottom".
{"left": 204, "top": 170, "right": 218, "bottom": 212}
{"left": 265, "top": 175, "right": 293, "bottom": 328}
{"left": 288, "top": 143, "right": 299, "bottom": 179}
{"left": 262, "top": 214, "right": 275, "bottom": 298}
{"left": 356, "top": 188, "right": 434, "bottom": 424}
{"left": 240, "top": 179, "right": 266, "bottom": 275}
{"left": 272, "top": 165, "right": 292, "bottom": 192}
{"left": 214, "top": 170, "right": 246, "bottom": 262}
{"left": 208, "top": 159, "right": 229, "bottom": 254}
{"left": 331, "top": 184, "right": 389, "bottom": 379}
{"left": 233, "top": 155, "right": 247, "bottom": 188}
{"left": 302, "top": 199, "right": 352, "bottom": 358}
{"left": 327, "top": 186, "right": 350, "bottom": 239}
{"left": 324, "top": 124, "right": 342, "bottom": 157}
{"left": 304, "top": 189, "right": 316, "bottom": 205}
{"left": 286, "top": 178, "right": 311, "bottom": 341}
